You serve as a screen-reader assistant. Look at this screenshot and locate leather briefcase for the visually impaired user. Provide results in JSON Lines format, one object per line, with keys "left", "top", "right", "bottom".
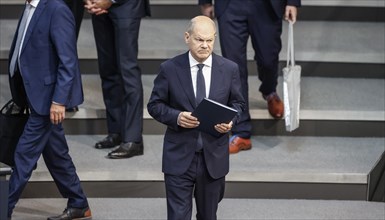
{"left": 0, "top": 100, "right": 29, "bottom": 167}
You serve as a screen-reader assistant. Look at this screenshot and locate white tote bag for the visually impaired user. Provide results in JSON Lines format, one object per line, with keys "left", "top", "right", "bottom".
{"left": 283, "top": 22, "right": 301, "bottom": 132}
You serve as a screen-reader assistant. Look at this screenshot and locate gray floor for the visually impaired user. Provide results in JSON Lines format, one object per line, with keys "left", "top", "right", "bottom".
{"left": 10, "top": 198, "right": 385, "bottom": 220}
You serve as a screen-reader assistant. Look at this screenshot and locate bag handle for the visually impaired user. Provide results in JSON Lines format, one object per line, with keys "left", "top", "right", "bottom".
{"left": 0, "top": 100, "right": 29, "bottom": 115}
{"left": 286, "top": 22, "right": 295, "bottom": 67}
{"left": 0, "top": 100, "right": 14, "bottom": 113}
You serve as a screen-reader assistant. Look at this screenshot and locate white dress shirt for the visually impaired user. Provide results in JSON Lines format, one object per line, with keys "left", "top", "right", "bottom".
{"left": 188, "top": 52, "right": 212, "bottom": 99}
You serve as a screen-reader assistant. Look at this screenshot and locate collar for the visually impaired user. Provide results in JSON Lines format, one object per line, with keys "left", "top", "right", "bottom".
{"left": 188, "top": 52, "right": 212, "bottom": 68}
{"left": 28, "top": 0, "right": 40, "bottom": 8}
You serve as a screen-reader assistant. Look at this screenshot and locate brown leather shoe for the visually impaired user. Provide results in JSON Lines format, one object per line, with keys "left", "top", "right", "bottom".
{"left": 264, "top": 92, "right": 284, "bottom": 119}
{"left": 229, "top": 136, "right": 252, "bottom": 154}
{"left": 47, "top": 207, "right": 92, "bottom": 220}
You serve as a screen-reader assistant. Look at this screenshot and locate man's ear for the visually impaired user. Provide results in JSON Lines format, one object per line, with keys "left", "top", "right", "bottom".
{"left": 184, "top": 32, "right": 190, "bottom": 44}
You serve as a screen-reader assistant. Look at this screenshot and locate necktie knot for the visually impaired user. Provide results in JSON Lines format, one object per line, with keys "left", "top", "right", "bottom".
{"left": 197, "top": 64, "right": 204, "bottom": 71}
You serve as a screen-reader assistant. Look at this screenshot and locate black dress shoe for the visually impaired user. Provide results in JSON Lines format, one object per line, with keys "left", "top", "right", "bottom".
{"left": 107, "top": 142, "right": 144, "bottom": 159}
{"left": 95, "top": 134, "right": 121, "bottom": 149}
{"left": 47, "top": 207, "right": 92, "bottom": 220}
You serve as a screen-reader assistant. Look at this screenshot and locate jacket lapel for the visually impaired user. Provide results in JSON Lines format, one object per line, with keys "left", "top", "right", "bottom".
{"left": 208, "top": 53, "right": 224, "bottom": 100}
{"left": 20, "top": 0, "right": 47, "bottom": 54}
{"left": 175, "top": 52, "right": 197, "bottom": 108}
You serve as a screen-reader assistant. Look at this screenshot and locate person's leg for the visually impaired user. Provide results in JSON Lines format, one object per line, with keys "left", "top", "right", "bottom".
{"left": 8, "top": 110, "right": 50, "bottom": 217}
{"left": 164, "top": 163, "right": 197, "bottom": 220}
{"left": 194, "top": 153, "right": 225, "bottom": 220}
{"left": 217, "top": 4, "right": 251, "bottom": 138}
{"left": 111, "top": 17, "right": 143, "bottom": 143}
{"left": 42, "top": 124, "right": 88, "bottom": 209}
{"left": 92, "top": 14, "right": 123, "bottom": 146}
{"left": 248, "top": 0, "right": 282, "bottom": 96}
{"left": 217, "top": 2, "right": 252, "bottom": 153}
{"left": 71, "top": 0, "right": 84, "bottom": 39}
{"left": 62, "top": 0, "right": 84, "bottom": 40}
{"left": 248, "top": 0, "right": 284, "bottom": 118}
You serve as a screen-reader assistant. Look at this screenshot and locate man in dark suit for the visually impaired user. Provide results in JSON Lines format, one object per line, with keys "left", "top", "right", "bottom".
{"left": 200, "top": 0, "right": 301, "bottom": 154}
{"left": 148, "top": 16, "right": 245, "bottom": 220}
{"left": 85, "top": 0, "right": 151, "bottom": 159}
{"left": 7, "top": 0, "right": 91, "bottom": 219}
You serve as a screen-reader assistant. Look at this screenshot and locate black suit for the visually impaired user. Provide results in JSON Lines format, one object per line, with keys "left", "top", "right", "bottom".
{"left": 199, "top": 0, "right": 301, "bottom": 138}
{"left": 148, "top": 52, "right": 245, "bottom": 219}
{"left": 92, "top": 0, "right": 150, "bottom": 143}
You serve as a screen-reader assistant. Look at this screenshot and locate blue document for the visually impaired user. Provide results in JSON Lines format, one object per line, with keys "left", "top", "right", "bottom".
{"left": 192, "top": 98, "right": 237, "bottom": 137}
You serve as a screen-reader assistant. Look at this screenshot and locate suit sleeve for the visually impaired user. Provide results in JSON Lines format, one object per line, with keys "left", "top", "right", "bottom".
{"left": 228, "top": 62, "right": 245, "bottom": 125}
{"left": 147, "top": 64, "right": 181, "bottom": 131}
{"left": 49, "top": 5, "right": 79, "bottom": 105}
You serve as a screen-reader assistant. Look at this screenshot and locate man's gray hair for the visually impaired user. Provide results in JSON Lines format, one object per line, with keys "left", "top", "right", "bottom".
{"left": 186, "top": 16, "right": 216, "bottom": 34}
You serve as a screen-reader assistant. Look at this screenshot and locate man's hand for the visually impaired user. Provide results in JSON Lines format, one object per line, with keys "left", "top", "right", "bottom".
{"left": 84, "top": 0, "right": 108, "bottom": 15}
{"left": 285, "top": 6, "right": 298, "bottom": 23}
{"left": 93, "top": 0, "right": 113, "bottom": 10}
{"left": 215, "top": 121, "right": 233, "bottom": 134}
{"left": 50, "top": 103, "right": 65, "bottom": 125}
{"left": 178, "top": 111, "right": 200, "bottom": 128}
{"left": 200, "top": 3, "right": 214, "bottom": 19}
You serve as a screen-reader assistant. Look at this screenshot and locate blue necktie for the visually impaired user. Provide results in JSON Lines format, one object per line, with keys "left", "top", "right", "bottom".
{"left": 9, "top": 4, "right": 32, "bottom": 77}
{"left": 196, "top": 64, "right": 205, "bottom": 105}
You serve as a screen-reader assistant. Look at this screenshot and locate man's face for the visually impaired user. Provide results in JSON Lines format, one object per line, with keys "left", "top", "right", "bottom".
{"left": 185, "top": 24, "right": 216, "bottom": 63}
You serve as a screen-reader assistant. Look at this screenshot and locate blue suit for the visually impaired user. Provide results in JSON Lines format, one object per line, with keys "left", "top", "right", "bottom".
{"left": 7, "top": 0, "right": 88, "bottom": 217}
{"left": 148, "top": 52, "right": 245, "bottom": 219}
{"left": 199, "top": 0, "right": 301, "bottom": 138}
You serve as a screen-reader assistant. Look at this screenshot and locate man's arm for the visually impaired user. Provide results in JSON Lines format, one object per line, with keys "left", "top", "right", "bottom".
{"left": 147, "top": 65, "right": 182, "bottom": 131}
{"left": 49, "top": 5, "right": 79, "bottom": 124}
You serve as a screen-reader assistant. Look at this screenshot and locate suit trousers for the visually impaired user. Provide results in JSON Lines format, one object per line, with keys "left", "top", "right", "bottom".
{"left": 62, "top": 0, "right": 84, "bottom": 39}
{"left": 164, "top": 152, "right": 225, "bottom": 220}
{"left": 92, "top": 14, "right": 144, "bottom": 143}
{"left": 217, "top": 0, "right": 283, "bottom": 138}
{"left": 8, "top": 107, "right": 88, "bottom": 216}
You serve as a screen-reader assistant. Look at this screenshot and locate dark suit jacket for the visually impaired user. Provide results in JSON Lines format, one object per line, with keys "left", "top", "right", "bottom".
{"left": 147, "top": 52, "right": 245, "bottom": 179}
{"left": 8, "top": 0, "right": 83, "bottom": 115}
{"left": 199, "top": 0, "right": 301, "bottom": 18}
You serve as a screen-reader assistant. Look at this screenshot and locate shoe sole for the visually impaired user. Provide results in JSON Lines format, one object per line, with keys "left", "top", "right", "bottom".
{"left": 73, "top": 217, "right": 92, "bottom": 220}
{"left": 229, "top": 144, "right": 252, "bottom": 154}
{"left": 95, "top": 145, "right": 118, "bottom": 149}
{"left": 107, "top": 151, "right": 144, "bottom": 159}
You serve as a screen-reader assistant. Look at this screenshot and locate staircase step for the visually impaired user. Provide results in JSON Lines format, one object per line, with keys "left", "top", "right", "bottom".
{"left": 11, "top": 198, "right": 385, "bottom": 220}
{"left": 1, "top": 20, "right": 384, "bottom": 63}
{"left": 18, "top": 134, "right": 385, "bottom": 201}
{"left": 1, "top": 19, "right": 384, "bottom": 77}
{"left": 1, "top": 74, "right": 384, "bottom": 136}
